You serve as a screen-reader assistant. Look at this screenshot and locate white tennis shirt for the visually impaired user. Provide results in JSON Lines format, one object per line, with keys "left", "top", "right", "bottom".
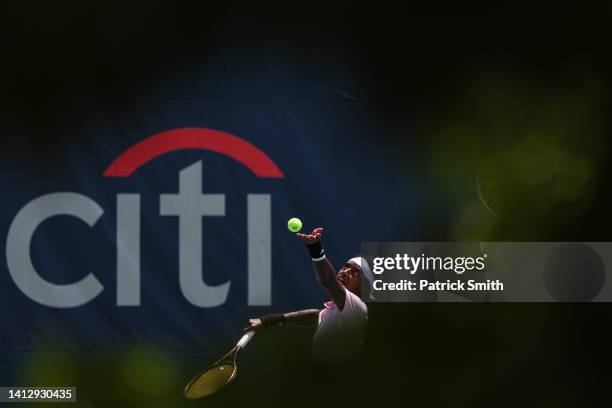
{"left": 311, "top": 287, "right": 368, "bottom": 363}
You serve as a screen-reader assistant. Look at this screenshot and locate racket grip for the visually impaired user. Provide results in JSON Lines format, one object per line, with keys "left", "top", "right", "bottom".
{"left": 237, "top": 331, "right": 255, "bottom": 349}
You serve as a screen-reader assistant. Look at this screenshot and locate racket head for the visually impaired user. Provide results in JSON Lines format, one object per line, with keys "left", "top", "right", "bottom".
{"left": 184, "top": 362, "right": 238, "bottom": 399}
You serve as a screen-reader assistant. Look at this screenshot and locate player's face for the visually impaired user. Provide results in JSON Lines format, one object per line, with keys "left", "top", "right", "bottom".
{"left": 337, "top": 261, "right": 362, "bottom": 295}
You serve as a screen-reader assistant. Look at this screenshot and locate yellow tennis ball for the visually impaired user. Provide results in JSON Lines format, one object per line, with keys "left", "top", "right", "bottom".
{"left": 287, "top": 217, "right": 302, "bottom": 233}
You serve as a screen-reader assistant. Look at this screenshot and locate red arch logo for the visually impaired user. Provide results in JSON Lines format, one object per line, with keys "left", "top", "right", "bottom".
{"left": 103, "top": 128, "right": 284, "bottom": 178}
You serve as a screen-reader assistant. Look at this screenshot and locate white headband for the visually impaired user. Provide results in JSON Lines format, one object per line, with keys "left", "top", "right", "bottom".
{"left": 349, "top": 256, "right": 374, "bottom": 286}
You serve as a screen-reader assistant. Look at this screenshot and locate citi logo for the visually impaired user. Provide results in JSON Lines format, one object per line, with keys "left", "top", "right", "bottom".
{"left": 6, "top": 128, "right": 284, "bottom": 308}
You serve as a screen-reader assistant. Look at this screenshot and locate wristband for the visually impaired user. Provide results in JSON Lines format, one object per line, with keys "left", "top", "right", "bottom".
{"left": 259, "top": 313, "right": 286, "bottom": 328}
{"left": 306, "top": 241, "right": 325, "bottom": 261}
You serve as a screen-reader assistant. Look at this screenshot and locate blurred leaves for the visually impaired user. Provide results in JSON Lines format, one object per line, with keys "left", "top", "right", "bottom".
{"left": 427, "top": 65, "right": 608, "bottom": 239}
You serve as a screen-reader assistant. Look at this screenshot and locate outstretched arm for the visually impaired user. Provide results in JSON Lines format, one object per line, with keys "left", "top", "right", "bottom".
{"left": 284, "top": 309, "right": 321, "bottom": 326}
{"left": 297, "top": 227, "right": 346, "bottom": 310}
{"left": 244, "top": 309, "right": 320, "bottom": 332}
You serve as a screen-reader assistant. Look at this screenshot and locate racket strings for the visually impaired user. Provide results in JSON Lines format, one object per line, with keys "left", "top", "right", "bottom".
{"left": 185, "top": 363, "right": 237, "bottom": 399}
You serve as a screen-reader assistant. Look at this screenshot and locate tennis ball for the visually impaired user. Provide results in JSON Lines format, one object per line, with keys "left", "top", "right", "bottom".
{"left": 287, "top": 218, "right": 302, "bottom": 233}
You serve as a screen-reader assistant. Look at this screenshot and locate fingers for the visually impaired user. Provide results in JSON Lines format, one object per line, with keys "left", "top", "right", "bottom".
{"left": 244, "top": 318, "right": 261, "bottom": 332}
{"left": 310, "top": 227, "right": 323, "bottom": 240}
{"left": 296, "top": 233, "right": 316, "bottom": 243}
{"left": 297, "top": 226, "right": 324, "bottom": 243}
{"left": 243, "top": 320, "right": 252, "bottom": 332}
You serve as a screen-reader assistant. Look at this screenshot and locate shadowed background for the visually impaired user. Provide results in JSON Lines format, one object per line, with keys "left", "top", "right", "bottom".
{"left": 0, "top": 2, "right": 610, "bottom": 407}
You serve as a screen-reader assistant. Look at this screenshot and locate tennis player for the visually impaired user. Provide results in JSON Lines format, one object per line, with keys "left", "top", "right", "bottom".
{"left": 244, "top": 227, "right": 373, "bottom": 363}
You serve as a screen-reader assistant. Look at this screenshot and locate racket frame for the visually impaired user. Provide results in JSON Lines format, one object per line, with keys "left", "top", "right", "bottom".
{"left": 183, "top": 331, "right": 255, "bottom": 399}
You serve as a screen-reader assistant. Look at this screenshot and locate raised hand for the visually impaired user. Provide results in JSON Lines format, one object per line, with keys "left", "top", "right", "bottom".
{"left": 296, "top": 227, "right": 323, "bottom": 244}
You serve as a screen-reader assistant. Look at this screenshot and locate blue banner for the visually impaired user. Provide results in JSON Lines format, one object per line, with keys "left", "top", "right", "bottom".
{"left": 0, "top": 95, "right": 424, "bottom": 355}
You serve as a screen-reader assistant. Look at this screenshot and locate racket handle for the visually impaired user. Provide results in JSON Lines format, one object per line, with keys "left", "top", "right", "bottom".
{"left": 237, "top": 331, "right": 255, "bottom": 349}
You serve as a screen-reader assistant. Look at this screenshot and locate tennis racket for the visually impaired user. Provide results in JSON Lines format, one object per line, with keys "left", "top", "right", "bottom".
{"left": 184, "top": 330, "right": 255, "bottom": 399}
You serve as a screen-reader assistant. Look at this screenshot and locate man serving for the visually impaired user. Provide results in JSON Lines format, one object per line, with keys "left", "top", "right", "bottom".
{"left": 245, "top": 227, "right": 373, "bottom": 363}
